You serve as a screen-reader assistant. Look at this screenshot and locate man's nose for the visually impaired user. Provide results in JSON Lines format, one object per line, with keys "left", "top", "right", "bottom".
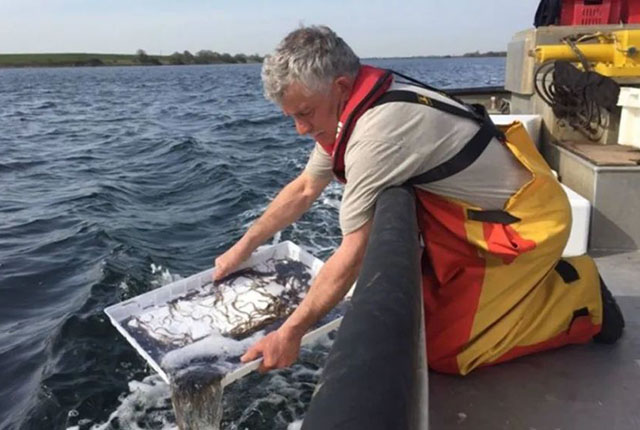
{"left": 294, "top": 118, "right": 312, "bottom": 135}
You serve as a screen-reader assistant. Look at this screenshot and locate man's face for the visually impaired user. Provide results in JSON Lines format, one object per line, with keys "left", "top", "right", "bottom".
{"left": 280, "top": 77, "right": 352, "bottom": 147}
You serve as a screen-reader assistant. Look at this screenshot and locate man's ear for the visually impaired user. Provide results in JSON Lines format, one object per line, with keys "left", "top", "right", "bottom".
{"left": 334, "top": 76, "right": 354, "bottom": 98}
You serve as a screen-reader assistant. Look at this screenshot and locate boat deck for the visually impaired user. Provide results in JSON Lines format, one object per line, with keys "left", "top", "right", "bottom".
{"left": 430, "top": 251, "right": 640, "bottom": 429}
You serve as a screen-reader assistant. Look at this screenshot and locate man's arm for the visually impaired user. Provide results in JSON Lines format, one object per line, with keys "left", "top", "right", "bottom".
{"left": 214, "top": 171, "right": 331, "bottom": 280}
{"left": 240, "top": 218, "right": 373, "bottom": 372}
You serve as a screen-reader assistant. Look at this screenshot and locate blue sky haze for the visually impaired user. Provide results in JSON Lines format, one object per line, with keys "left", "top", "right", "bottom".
{"left": 0, "top": 0, "right": 542, "bottom": 57}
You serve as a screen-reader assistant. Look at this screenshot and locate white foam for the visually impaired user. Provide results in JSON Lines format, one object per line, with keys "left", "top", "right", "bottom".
{"left": 288, "top": 420, "right": 304, "bottom": 430}
{"left": 149, "top": 263, "right": 182, "bottom": 288}
{"left": 118, "top": 281, "right": 130, "bottom": 295}
{"left": 66, "top": 375, "right": 176, "bottom": 430}
{"left": 73, "top": 335, "right": 334, "bottom": 430}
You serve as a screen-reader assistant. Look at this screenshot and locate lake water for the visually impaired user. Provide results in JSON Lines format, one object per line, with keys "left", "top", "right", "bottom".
{"left": 0, "top": 57, "right": 505, "bottom": 430}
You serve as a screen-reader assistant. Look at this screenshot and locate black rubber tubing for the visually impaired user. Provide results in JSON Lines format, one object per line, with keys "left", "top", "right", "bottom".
{"left": 302, "top": 186, "right": 425, "bottom": 430}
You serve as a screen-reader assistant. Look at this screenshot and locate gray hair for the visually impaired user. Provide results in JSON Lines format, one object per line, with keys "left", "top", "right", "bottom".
{"left": 261, "top": 25, "right": 360, "bottom": 104}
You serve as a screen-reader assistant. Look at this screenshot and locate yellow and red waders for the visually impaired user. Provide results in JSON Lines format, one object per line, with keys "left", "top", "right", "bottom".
{"left": 322, "top": 66, "right": 603, "bottom": 376}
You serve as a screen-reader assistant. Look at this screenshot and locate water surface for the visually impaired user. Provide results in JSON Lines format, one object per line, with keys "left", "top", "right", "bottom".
{"left": 0, "top": 57, "right": 505, "bottom": 430}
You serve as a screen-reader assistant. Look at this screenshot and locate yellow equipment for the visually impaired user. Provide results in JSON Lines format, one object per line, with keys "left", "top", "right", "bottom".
{"left": 535, "top": 29, "right": 640, "bottom": 77}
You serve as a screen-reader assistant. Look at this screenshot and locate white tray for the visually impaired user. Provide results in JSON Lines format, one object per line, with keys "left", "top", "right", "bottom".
{"left": 104, "top": 241, "right": 346, "bottom": 387}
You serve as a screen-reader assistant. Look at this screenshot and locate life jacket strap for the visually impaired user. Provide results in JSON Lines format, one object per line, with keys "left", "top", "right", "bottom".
{"left": 372, "top": 90, "right": 483, "bottom": 122}
{"left": 370, "top": 88, "right": 504, "bottom": 185}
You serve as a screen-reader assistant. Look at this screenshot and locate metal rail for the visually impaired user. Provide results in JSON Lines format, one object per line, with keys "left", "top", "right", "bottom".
{"left": 302, "top": 186, "right": 428, "bottom": 430}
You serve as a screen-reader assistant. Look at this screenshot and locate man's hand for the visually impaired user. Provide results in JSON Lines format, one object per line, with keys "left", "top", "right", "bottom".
{"left": 213, "top": 243, "right": 251, "bottom": 281}
{"left": 240, "top": 327, "right": 303, "bottom": 372}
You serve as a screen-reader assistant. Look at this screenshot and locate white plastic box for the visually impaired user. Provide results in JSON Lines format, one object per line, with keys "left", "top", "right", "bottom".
{"left": 104, "top": 241, "right": 345, "bottom": 386}
{"left": 561, "top": 183, "right": 591, "bottom": 257}
{"left": 617, "top": 87, "right": 640, "bottom": 149}
{"left": 488, "top": 115, "right": 589, "bottom": 256}
{"left": 490, "top": 114, "right": 543, "bottom": 148}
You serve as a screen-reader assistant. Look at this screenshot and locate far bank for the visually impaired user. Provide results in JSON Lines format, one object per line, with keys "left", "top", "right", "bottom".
{"left": 0, "top": 50, "right": 505, "bottom": 69}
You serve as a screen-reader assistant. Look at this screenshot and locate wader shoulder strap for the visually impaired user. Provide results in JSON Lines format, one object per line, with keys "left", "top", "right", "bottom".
{"left": 371, "top": 89, "right": 504, "bottom": 185}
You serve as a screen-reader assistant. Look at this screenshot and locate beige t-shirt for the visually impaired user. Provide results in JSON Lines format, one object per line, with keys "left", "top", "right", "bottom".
{"left": 304, "top": 80, "right": 532, "bottom": 235}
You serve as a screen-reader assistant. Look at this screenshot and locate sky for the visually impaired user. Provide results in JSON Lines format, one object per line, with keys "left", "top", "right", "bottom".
{"left": 0, "top": 0, "right": 542, "bottom": 57}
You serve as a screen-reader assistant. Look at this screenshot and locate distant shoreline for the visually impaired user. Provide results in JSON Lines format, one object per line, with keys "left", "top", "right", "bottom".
{"left": 0, "top": 51, "right": 264, "bottom": 69}
{"left": 366, "top": 51, "right": 507, "bottom": 60}
{"left": 0, "top": 50, "right": 506, "bottom": 69}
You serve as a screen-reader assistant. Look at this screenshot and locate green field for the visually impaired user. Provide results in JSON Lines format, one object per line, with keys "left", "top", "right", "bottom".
{"left": 0, "top": 53, "right": 165, "bottom": 68}
{"left": 0, "top": 52, "right": 262, "bottom": 68}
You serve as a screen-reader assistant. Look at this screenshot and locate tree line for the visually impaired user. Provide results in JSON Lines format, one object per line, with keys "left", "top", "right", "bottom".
{"left": 461, "top": 50, "right": 507, "bottom": 58}
{"left": 136, "top": 49, "right": 263, "bottom": 65}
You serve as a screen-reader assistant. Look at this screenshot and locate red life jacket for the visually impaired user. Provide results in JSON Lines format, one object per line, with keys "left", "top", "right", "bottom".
{"left": 318, "top": 65, "right": 393, "bottom": 183}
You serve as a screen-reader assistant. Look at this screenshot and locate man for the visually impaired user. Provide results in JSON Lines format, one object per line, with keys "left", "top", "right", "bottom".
{"left": 214, "top": 25, "right": 624, "bottom": 375}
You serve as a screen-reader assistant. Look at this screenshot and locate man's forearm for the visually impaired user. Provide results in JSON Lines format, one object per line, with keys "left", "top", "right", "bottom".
{"left": 214, "top": 172, "right": 330, "bottom": 281}
{"left": 238, "top": 220, "right": 371, "bottom": 371}
{"left": 280, "top": 221, "right": 372, "bottom": 337}
{"left": 237, "top": 174, "right": 324, "bottom": 252}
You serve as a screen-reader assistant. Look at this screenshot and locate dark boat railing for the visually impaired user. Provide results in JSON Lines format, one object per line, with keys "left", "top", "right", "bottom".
{"left": 447, "top": 85, "right": 508, "bottom": 96}
{"left": 302, "top": 186, "right": 428, "bottom": 430}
